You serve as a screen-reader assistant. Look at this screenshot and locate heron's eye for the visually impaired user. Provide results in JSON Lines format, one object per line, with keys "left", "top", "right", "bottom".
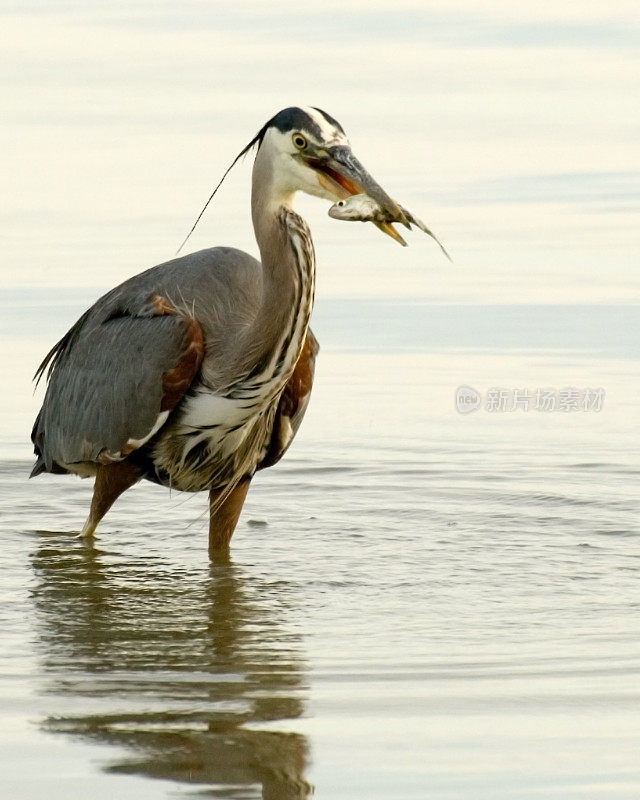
{"left": 292, "top": 133, "right": 307, "bottom": 150}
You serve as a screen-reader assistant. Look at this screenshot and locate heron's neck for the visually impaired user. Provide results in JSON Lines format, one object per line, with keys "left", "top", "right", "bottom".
{"left": 246, "top": 156, "right": 315, "bottom": 370}
{"left": 251, "top": 151, "right": 299, "bottom": 281}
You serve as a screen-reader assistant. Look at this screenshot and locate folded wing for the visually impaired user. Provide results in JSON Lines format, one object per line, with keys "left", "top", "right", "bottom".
{"left": 31, "top": 297, "right": 203, "bottom": 475}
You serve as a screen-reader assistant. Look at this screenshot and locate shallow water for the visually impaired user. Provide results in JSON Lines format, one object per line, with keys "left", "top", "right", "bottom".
{"left": 2, "top": 301, "right": 640, "bottom": 798}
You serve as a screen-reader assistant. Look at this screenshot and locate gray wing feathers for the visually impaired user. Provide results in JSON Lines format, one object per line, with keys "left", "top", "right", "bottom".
{"left": 33, "top": 315, "right": 189, "bottom": 471}
{"left": 31, "top": 246, "right": 263, "bottom": 474}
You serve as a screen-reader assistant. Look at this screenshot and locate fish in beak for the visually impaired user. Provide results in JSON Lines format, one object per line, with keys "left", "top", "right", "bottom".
{"left": 328, "top": 193, "right": 452, "bottom": 260}
{"left": 305, "top": 145, "right": 449, "bottom": 255}
{"left": 304, "top": 145, "right": 409, "bottom": 242}
{"left": 327, "top": 194, "right": 408, "bottom": 246}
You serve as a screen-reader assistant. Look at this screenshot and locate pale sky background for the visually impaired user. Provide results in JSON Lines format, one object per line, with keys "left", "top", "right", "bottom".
{"left": 1, "top": 0, "right": 638, "bottom": 304}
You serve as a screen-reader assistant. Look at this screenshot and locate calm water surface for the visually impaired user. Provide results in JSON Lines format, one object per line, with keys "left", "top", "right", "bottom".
{"left": 1, "top": 300, "right": 639, "bottom": 799}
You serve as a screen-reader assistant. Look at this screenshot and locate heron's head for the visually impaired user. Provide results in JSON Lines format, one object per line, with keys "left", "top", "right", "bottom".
{"left": 175, "top": 106, "right": 412, "bottom": 255}
{"left": 253, "top": 106, "right": 405, "bottom": 233}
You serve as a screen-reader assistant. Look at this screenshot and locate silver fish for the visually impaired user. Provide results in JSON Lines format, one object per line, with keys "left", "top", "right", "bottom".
{"left": 328, "top": 193, "right": 451, "bottom": 260}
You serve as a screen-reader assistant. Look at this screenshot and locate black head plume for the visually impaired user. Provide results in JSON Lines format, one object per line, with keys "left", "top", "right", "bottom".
{"left": 175, "top": 120, "right": 271, "bottom": 256}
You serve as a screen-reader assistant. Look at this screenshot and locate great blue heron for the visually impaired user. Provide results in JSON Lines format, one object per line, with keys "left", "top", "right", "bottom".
{"left": 31, "top": 106, "right": 411, "bottom": 554}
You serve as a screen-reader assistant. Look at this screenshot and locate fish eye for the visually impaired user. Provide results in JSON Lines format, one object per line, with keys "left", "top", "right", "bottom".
{"left": 292, "top": 133, "right": 307, "bottom": 150}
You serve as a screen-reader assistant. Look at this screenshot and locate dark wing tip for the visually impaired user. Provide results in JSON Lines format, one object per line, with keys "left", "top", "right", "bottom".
{"left": 29, "top": 458, "right": 46, "bottom": 478}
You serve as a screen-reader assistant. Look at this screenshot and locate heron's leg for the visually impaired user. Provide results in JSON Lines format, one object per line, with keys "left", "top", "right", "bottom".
{"left": 209, "top": 477, "right": 251, "bottom": 554}
{"left": 80, "top": 461, "right": 143, "bottom": 538}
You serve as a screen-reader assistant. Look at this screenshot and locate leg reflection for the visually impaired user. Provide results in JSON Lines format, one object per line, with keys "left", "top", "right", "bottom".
{"left": 31, "top": 537, "right": 311, "bottom": 798}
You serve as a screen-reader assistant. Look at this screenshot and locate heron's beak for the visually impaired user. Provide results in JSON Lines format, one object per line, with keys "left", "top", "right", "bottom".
{"left": 306, "top": 145, "right": 409, "bottom": 244}
{"left": 374, "top": 221, "right": 408, "bottom": 246}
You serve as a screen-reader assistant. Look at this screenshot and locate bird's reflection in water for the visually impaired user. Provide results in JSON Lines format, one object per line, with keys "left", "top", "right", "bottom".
{"left": 30, "top": 536, "right": 311, "bottom": 799}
